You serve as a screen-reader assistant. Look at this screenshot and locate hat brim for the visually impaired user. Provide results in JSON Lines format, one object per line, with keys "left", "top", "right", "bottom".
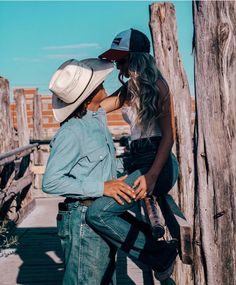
{"left": 99, "top": 49, "right": 129, "bottom": 60}
{"left": 52, "top": 59, "right": 114, "bottom": 123}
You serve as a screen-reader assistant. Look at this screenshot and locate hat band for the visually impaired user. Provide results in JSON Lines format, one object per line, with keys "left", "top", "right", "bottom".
{"left": 62, "top": 67, "right": 94, "bottom": 105}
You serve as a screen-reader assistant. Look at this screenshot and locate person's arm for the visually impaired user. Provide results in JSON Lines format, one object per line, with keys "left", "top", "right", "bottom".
{"left": 100, "top": 94, "right": 120, "bottom": 113}
{"left": 42, "top": 128, "right": 104, "bottom": 197}
{"left": 100, "top": 83, "right": 127, "bottom": 113}
{"left": 134, "top": 79, "right": 175, "bottom": 200}
{"left": 43, "top": 128, "right": 135, "bottom": 202}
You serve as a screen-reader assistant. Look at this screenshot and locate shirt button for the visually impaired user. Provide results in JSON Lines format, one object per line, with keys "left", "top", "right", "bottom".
{"left": 99, "top": 155, "right": 103, "bottom": 159}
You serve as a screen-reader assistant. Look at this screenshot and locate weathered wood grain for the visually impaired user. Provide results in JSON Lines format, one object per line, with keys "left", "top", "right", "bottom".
{"left": 143, "top": 196, "right": 165, "bottom": 239}
{"left": 0, "top": 143, "right": 38, "bottom": 166}
{"left": 0, "top": 172, "right": 33, "bottom": 204}
{"left": 193, "top": 1, "right": 236, "bottom": 284}
{"left": 13, "top": 89, "right": 30, "bottom": 148}
{"left": 33, "top": 91, "right": 43, "bottom": 140}
{"left": 0, "top": 77, "right": 14, "bottom": 154}
{"left": 33, "top": 92, "right": 44, "bottom": 166}
{"left": 149, "top": 3, "right": 194, "bottom": 284}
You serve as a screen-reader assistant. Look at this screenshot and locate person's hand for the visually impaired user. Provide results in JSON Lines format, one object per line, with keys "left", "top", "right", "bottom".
{"left": 104, "top": 175, "right": 136, "bottom": 205}
{"left": 133, "top": 172, "right": 158, "bottom": 201}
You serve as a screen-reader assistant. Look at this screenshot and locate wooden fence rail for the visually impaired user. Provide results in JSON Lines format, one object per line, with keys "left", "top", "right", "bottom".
{"left": 0, "top": 77, "right": 44, "bottom": 225}
{"left": 0, "top": 143, "right": 39, "bottom": 166}
{"left": 0, "top": 144, "right": 38, "bottom": 224}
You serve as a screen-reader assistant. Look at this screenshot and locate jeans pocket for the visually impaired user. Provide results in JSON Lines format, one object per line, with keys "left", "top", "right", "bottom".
{"left": 57, "top": 210, "right": 70, "bottom": 239}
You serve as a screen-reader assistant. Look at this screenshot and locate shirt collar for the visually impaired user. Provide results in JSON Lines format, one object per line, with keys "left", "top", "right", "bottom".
{"left": 85, "top": 107, "right": 106, "bottom": 117}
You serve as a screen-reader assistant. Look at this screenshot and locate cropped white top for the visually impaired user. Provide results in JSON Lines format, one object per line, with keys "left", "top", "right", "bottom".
{"left": 121, "top": 105, "right": 162, "bottom": 141}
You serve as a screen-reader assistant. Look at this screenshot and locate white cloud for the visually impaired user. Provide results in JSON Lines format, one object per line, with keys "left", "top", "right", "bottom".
{"left": 43, "top": 43, "right": 100, "bottom": 50}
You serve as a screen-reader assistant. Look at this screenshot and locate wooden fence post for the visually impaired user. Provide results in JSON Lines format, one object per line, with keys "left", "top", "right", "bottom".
{"left": 33, "top": 91, "right": 43, "bottom": 141}
{"left": 32, "top": 92, "right": 45, "bottom": 196}
{"left": 149, "top": 3, "right": 194, "bottom": 284}
{"left": 13, "top": 88, "right": 30, "bottom": 147}
{"left": 193, "top": 1, "right": 236, "bottom": 284}
{"left": 13, "top": 88, "right": 34, "bottom": 214}
{"left": 33, "top": 91, "right": 43, "bottom": 165}
{"left": 0, "top": 77, "right": 14, "bottom": 153}
{"left": 0, "top": 78, "right": 15, "bottom": 213}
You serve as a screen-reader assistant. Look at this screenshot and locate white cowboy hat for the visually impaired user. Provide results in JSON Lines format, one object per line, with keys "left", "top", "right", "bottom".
{"left": 49, "top": 58, "right": 114, "bottom": 122}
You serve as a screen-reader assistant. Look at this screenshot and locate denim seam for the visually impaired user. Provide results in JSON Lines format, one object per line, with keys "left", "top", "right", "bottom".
{"left": 102, "top": 199, "right": 117, "bottom": 211}
{"left": 78, "top": 210, "right": 83, "bottom": 284}
{"left": 98, "top": 213, "right": 125, "bottom": 241}
{"left": 97, "top": 200, "right": 127, "bottom": 241}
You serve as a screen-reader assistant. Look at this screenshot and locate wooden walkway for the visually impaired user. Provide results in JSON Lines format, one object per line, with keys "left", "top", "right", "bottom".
{"left": 0, "top": 198, "right": 159, "bottom": 285}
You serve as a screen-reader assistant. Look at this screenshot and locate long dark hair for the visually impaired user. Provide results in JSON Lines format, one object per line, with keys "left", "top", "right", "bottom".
{"left": 119, "top": 53, "right": 169, "bottom": 132}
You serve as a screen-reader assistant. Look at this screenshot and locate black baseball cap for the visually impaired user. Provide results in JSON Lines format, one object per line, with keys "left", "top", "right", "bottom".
{"left": 99, "top": 28, "right": 150, "bottom": 60}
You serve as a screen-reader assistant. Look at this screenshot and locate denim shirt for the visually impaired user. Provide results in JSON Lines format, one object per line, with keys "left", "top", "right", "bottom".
{"left": 42, "top": 108, "right": 117, "bottom": 198}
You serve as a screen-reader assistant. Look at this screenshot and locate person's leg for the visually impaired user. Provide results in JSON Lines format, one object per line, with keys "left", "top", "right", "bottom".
{"left": 132, "top": 152, "right": 179, "bottom": 239}
{"left": 57, "top": 204, "right": 73, "bottom": 284}
{"left": 86, "top": 170, "right": 178, "bottom": 271}
{"left": 153, "top": 153, "right": 179, "bottom": 196}
{"left": 128, "top": 137, "right": 179, "bottom": 196}
{"left": 57, "top": 201, "right": 116, "bottom": 285}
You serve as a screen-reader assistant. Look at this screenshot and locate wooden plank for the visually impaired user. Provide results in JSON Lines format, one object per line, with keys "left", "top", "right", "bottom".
{"left": 0, "top": 77, "right": 14, "bottom": 153}
{"left": 30, "top": 165, "right": 45, "bottom": 174}
{"left": 158, "top": 194, "right": 193, "bottom": 265}
{"left": 143, "top": 196, "right": 165, "bottom": 239}
{"left": 149, "top": 4, "right": 194, "bottom": 283}
{"left": 2, "top": 197, "right": 36, "bottom": 226}
{"left": 13, "top": 88, "right": 30, "bottom": 147}
{"left": 33, "top": 92, "right": 43, "bottom": 140}
{"left": 0, "top": 154, "right": 17, "bottom": 166}
{"left": 0, "top": 172, "right": 34, "bottom": 204}
{"left": 149, "top": 1, "right": 194, "bottom": 234}
{"left": 13, "top": 197, "right": 36, "bottom": 225}
{"left": 193, "top": 1, "right": 236, "bottom": 284}
{"left": 0, "top": 143, "right": 38, "bottom": 166}
{"left": 33, "top": 92, "right": 44, "bottom": 165}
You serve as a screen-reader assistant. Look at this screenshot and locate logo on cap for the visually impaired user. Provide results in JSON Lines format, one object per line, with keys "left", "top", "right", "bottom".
{"left": 112, "top": 37, "right": 122, "bottom": 46}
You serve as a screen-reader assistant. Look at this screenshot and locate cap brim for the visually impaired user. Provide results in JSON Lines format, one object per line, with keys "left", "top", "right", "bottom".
{"left": 99, "top": 49, "right": 129, "bottom": 60}
{"left": 52, "top": 59, "right": 114, "bottom": 123}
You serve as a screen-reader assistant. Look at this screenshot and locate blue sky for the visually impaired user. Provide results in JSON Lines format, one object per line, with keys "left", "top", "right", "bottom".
{"left": 0, "top": 1, "right": 193, "bottom": 98}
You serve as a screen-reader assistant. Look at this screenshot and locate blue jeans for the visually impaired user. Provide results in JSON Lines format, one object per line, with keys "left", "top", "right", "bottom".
{"left": 86, "top": 170, "right": 178, "bottom": 271}
{"left": 123, "top": 137, "right": 179, "bottom": 196}
{"left": 57, "top": 201, "right": 116, "bottom": 285}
